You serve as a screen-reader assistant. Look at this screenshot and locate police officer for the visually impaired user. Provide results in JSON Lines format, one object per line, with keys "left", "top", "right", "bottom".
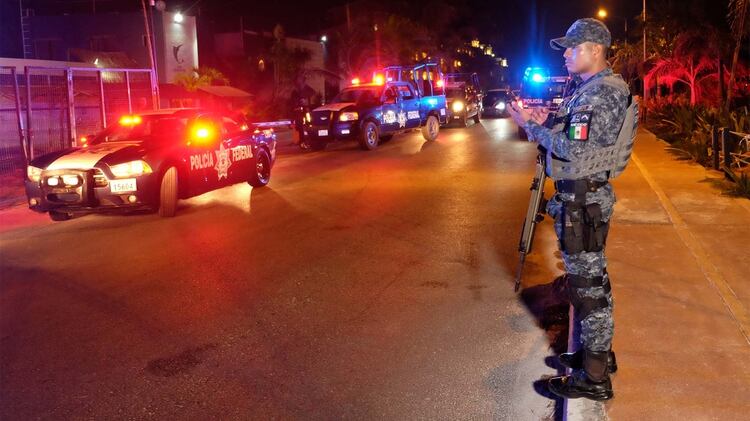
{"left": 508, "top": 18, "right": 634, "bottom": 401}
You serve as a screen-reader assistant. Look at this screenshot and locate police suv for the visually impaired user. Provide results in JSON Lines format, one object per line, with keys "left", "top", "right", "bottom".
{"left": 25, "top": 108, "right": 277, "bottom": 220}
{"left": 444, "top": 72, "right": 482, "bottom": 126}
{"left": 305, "top": 64, "right": 448, "bottom": 150}
{"left": 517, "top": 67, "right": 570, "bottom": 138}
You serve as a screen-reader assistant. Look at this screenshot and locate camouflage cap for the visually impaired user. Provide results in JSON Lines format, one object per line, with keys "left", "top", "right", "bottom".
{"left": 550, "top": 18, "right": 611, "bottom": 50}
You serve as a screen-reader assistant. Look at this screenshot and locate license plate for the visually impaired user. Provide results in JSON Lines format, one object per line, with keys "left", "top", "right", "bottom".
{"left": 110, "top": 178, "right": 137, "bottom": 193}
{"left": 318, "top": 130, "right": 328, "bottom": 136}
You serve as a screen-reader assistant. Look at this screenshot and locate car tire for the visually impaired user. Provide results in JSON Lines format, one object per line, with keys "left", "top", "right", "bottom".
{"left": 518, "top": 126, "right": 528, "bottom": 140}
{"left": 359, "top": 121, "right": 379, "bottom": 150}
{"left": 158, "top": 166, "right": 178, "bottom": 217}
{"left": 48, "top": 210, "right": 71, "bottom": 221}
{"left": 473, "top": 110, "right": 481, "bottom": 124}
{"left": 422, "top": 115, "right": 439, "bottom": 141}
{"left": 248, "top": 148, "right": 271, "bottom": 187}
{"left": 379, "top": 134, "right": 394, "bottom": 142}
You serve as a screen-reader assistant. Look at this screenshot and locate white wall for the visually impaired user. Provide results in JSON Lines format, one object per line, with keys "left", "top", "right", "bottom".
{"left": 161, "top": 12, "right": 199, "bottom": 83}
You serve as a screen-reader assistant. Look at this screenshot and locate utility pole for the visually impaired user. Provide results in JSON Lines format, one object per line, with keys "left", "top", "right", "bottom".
{"left": 140, "top": 0, "right": 159, "bottom": 108}
{"left": 642, "top": 0, "right": 647, "bottom": 119}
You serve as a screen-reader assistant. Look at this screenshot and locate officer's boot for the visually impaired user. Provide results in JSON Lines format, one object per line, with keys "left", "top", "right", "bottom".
{"left": 559, "top": 349, "right": 617, "bottom": 373}
{"left": 548, "top": 350, "right": 614, "bottom": 401}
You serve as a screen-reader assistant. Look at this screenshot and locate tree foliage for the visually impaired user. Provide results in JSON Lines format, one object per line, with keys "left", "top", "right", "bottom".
{"left": 174, "top": 66, "right": 230, "bottom": 92}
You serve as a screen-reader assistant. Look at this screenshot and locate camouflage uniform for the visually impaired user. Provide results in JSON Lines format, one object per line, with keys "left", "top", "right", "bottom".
{"left": 524, "top": 67, "right": 628, "bottom": 353}
{"left": 517, "top": 19, "right": 635, "bottom": 399}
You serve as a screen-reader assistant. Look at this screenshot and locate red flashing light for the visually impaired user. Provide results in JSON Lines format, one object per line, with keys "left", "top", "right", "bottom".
{"left": 373, "top": 74, "right": 385, "bottom": 85}
{"left": 351, "top": 77, "right": 361, "bottom": 85}
{"left": 189, "top": 123, "right": 217, "bottom": 144}
{"left": 119, "top": 115, "right": 142, "bottom": 126}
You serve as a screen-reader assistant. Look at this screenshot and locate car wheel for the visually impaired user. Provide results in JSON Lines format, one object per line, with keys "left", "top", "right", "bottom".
{"left": 473, "top": 110, "right": 481, "bottom": 124}
{"left": 158, "top": 166, "right": 178, "bottom": 217}
{"left": 48, "top": 210, "right": 71, "bottom": 221}
{"left": 248, "top": 148, "right": 271, "bottom": 187}
{"left": 359, "top": 121, "right": 379, "bottom": 150}
{"left": 518, "top": 126, "right": 528, "bottom": 140}
{"left": 421, "top": 115, "right": 439, "bottom": 141}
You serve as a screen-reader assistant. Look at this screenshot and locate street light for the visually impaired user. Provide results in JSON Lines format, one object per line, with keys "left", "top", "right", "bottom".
{"left": 597, "top": 8, "right": 608, "bottom": 19}
{"left": 320, "top": 34, "right": 328, "bottom": 43}
{"left": 173, "top": 12, "right": 184, "bottom": 23}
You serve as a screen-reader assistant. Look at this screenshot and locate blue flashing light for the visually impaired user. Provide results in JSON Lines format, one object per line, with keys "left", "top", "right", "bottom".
{"left": 426, "top": 98, "right": 438, "bottom": 106}
{"left": 531, "top": 73, "right": 545, "bottom": 83}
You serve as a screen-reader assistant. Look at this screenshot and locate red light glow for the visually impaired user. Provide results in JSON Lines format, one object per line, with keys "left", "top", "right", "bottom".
{"left": 119, "top": 115, "right": 142, "bottom": 126}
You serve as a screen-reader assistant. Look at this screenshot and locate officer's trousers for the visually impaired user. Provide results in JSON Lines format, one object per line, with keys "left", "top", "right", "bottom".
{"left": 548, "top": 185, "right": 615, "bottom": 352}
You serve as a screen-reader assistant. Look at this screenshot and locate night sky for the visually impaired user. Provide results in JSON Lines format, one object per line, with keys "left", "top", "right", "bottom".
{"left": 1, "top": 0, "right": 714, "bottom": 82}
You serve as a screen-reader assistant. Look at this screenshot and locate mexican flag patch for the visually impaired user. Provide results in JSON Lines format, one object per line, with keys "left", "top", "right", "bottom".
{"left": 568, "top": 123, "right": 589, "bottom": 140}
{"left": 567, "top": 111, "right": 592, "bottom": 141}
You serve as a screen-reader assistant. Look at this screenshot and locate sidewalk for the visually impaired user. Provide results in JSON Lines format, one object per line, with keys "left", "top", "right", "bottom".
{"left": 569, "top": 129, "right": 750, "bottom": 420}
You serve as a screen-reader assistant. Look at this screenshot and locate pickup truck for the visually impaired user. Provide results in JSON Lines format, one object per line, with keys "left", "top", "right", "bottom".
{"left": 305, "top": 63, "right": 448, "bottom": 150}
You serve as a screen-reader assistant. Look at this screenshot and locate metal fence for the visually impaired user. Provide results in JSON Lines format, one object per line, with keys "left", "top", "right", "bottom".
{"left": 0, "top": 66, "right": 155, "bottom": 177}
{"left": 711, "top": 127, "right": 750, "bottom": 181}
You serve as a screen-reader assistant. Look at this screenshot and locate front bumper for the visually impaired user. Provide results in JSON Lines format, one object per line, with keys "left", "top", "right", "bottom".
{"left": 305, "top": 121, "right": 359, "bottom": 142}
{"left": 25, "top": 168, "right": 158, "bottom": 214}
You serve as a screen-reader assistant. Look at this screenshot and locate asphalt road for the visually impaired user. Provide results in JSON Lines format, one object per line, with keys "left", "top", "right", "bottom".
{"left": 0, "top": 119, "right": 567, "bottom": 420}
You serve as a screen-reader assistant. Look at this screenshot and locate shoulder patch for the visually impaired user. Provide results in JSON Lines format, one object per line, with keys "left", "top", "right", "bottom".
{"left": 567, "top": 111, "right": 592, "bottom": 141}
{"left": 571, "top": 104, "right": 594, "bottom": 113}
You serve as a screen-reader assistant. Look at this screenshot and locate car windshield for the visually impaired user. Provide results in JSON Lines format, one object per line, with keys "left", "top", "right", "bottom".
{"left": 333, "top": 87, "right": 382, "bottom": 104}
{"left": 485, "top": 91, "right": 511, "bottom": 101}
{"left": 522, "top": 83, "right": 562, "bottom": 100}
{"left": 95, "top": 115, "right": 188, "bottom": 145}
{"left": 549, "top": 82, "right": 566, "bottom": 97}
{"left": 446, "top": 88, "right": 465, "bottom": 98}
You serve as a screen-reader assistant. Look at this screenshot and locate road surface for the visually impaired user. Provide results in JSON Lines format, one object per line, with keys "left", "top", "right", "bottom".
{"left": 0, "top": 119, "right": 567, "bottom": 420}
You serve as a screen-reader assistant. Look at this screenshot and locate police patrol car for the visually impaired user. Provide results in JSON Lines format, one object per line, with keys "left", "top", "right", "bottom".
{"left": 25, "top": 108, "right": 277, "bottom": 220}
{"left": 517, "top": 67, "right": 570, "bottom": 138}
{"left": 305, "top": 63, "right": 448, "bottom": 150}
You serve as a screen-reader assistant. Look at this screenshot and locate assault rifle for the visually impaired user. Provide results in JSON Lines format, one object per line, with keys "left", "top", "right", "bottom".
{"left": 514, "top": 147, "right": 548, "bottom": 292}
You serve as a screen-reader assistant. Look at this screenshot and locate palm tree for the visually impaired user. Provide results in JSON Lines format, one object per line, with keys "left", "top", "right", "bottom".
{"left": 645, "top": 31, "right": 721, "bottom": 105}
{"left": 727, "top": 0, "right": 750, "bottom": 110}
{"left": 174, "top": 66, "right": 230, "bottom": 92}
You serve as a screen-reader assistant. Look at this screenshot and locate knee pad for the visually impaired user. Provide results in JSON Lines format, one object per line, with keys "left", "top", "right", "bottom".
{"left": 566, "top": 274, "right": 611, "bottom": 320}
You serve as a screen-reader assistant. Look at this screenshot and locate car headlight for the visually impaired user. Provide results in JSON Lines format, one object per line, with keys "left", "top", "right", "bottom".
{"left": 27, "top": 165, "right": 42, "bottom": 182}
{"left": 339, "top": 112, "right": 359, "bottom": 122}
{"left": 109, "top": 160, "right": 153, "bottom": 178}
{"left": 495, "top": 101, "right": 506, "bottom": 110}
{"left": 452, "top": 101, "right": 465, "bottom": 112}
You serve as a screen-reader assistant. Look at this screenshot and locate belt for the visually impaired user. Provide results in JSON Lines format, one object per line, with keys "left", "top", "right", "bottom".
{"left": 554, "top": 179, "right": 609, "bottom": 194}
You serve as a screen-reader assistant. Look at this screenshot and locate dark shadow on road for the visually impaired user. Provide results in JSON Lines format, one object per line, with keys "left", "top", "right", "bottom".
{"left": 519, "top": 278, "right": 570, "bottom": 421}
